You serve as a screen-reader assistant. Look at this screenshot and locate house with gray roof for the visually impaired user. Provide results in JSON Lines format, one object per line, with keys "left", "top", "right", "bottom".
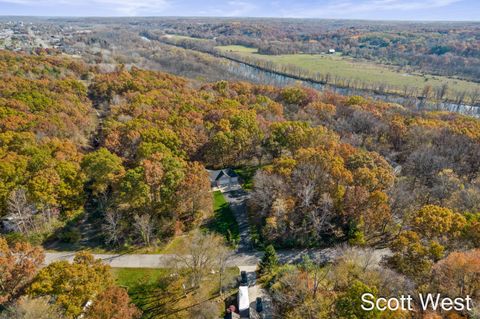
{"left": 207, "top": 168, "right": 239, "bottom": 191}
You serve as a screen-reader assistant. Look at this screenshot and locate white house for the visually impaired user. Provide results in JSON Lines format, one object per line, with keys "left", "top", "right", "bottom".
{"left": 207, "top": 169, "right": 239, "bottom": 191}
{"left": 328, "top": 48, "right": 336, "bottom": 54}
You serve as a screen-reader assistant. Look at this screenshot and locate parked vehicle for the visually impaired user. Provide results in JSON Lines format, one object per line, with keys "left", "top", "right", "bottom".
{"left": 240, "top": 270, "right": 248, "bottom": 286}
{"left": 256, "top": 297, "right": 263, "bottom": 312}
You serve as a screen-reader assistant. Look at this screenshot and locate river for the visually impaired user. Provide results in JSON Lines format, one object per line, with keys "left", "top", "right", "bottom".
{"left": 222, "top": 59, "right": 480, "bottom": 116}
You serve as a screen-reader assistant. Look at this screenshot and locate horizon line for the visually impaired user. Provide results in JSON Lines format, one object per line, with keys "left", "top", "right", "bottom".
{"left": 0, "top": 15, "right": 479, "bottom": 23}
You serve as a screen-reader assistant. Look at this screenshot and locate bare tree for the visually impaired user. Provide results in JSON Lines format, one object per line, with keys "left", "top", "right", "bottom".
{"left": 435, "top": 83, "right": 449, "bottom": 101}
{"left": 173, "top": 230, "right": 226, "bottom": 289}
{"left": 217, "top": 244, "right": 232, "bottom": 296}
{"left": 309, "top": 193, "right": 334, "bottom": 236}
{"left": 455, "top": 90, "right": 467, "bottom": 106}
{"left": 250, "top": 171, "right": 286, "bottom": 216}
{"left": 469, "top": 89, "right": 480, "bottom": 106}
{"left": 6, "top": 189, "right": 35, "bottom": 234}
{"left": 0, "top": 296, "right": 65, "bottom": 319}
{"left": 300, "top": 255, "right": 331, "bottom": 298}
{"left": 133, "top": 214, "right": 153, "bottom": 246}
{"left": 102, "top": 209, "right": 123, "bottom": 246}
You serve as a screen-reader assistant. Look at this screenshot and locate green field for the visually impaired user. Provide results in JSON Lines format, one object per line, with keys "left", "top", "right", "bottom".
{"left": 164, "top": 34, "right": 209, "bottom": 42}
{"left": 217, "top": 45, "right": 258, "bottom": 53}
{"left": 216, "top": 45, "right": 480, "bottom": 100}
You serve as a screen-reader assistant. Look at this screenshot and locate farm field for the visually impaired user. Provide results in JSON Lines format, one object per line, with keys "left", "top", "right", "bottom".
{"left": 216, "top": 44, "right": 480, "bottom": 100}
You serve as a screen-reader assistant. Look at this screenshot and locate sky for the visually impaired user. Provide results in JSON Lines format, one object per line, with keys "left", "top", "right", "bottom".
{"left": 0, "top": 0, "right": 479, "bottom": 21}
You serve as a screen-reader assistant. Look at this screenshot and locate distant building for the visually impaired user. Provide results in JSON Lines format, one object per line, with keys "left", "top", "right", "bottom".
{"left": 328, "top": 48, "right": 336, "bottom": 54}
{"left": 207, "top": 168, "right": 239, "bottom": 190}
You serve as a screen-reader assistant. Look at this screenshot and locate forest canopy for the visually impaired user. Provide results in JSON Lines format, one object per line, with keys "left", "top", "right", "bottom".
{"left": 0, "top": 50, "right": 480, "bottom": 318}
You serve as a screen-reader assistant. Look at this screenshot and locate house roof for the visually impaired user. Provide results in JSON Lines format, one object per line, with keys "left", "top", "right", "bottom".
{"left": 207, "top": 168, "right": 238, "bottom": 182}
{"left": 238, "top": 286, "right": 249, "bottom": 311}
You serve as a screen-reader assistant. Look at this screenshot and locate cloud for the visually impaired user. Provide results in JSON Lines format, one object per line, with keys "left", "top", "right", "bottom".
{"left": 1, "top": 0, "right": 171, "bottom": 15}
{"left": 0, "top": 0, "right": 469, "bottom": 18}
{"left": 282, "top": 0, "right": 463, "bottom": 18}
{"left": 195, "top": 1, "right": 257, "bottom": 17}
{"left": 225, "top": 1, "right": 257, "bottom": 16}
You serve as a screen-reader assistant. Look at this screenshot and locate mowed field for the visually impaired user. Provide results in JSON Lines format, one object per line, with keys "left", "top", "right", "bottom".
{"left": 216, "top": 44, "right": 480, "bottom": 99}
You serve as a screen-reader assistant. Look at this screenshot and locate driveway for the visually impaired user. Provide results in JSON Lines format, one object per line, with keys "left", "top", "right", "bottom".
{"left": 238, "top": 265, "right": 273, "bottom": 319}
{"left": 223, "top": 188, "right": 253, "bottom": 252}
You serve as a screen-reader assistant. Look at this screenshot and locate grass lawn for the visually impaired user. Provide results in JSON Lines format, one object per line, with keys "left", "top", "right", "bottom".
{"left": 112, "top": 268, "right": 169, "bottom": 289}
{"left": 215, "top": 45, "right": 480, "bottom": 101}
{"left": 112, "top": 267, "right": 239, "bottom": 318}
{"left": 203, "top": 191, "right": 240, "bottom": 246}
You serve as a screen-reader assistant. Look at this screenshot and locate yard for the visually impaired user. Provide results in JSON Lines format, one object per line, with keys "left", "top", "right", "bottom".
{"left": 112, "top": 267, "right": 239, "bottom": 318}
{"left": 113, "top": 267, "right": 169, "bottom": 289}
{"left": 203, "top": 191, "right": 240, "bottom": 246}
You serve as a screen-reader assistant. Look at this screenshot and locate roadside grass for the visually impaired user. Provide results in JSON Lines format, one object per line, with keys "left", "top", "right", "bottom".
{"left": 215, "top": 44, "right": 480, "bottom": 100}
{"left": 203, "top": 191, "right": 240, "bottom": 246}
{"left": 125, "top": 236, "right": 189, "bottom": 254}
{"left": 112, "top": 268, "right": 169, "bottom": 289}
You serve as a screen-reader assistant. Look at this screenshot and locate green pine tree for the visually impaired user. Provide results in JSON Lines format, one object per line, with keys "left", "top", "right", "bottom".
{"left": 259, "top": 244, "right": 279, "bottom": 274}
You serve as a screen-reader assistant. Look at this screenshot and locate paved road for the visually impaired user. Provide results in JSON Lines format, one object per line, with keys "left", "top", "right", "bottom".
{"left": 44, "top": 246, "right": 382, "bottom": 268}
{"left": 44, "top": 250, "right": 263, "bottom": 268}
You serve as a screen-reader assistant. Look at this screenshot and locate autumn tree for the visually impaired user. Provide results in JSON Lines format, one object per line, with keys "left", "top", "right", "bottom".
{"left": 81, "top": 148, "right": 124, "bottom": 198}
{"left": 133, "top": 214, "right": 154, "bottom": 246}
{"left": 335, "top": 280, "right": 381, "bottom": 319}
{"left": 175, "top": 162, "right": 213, "bottom": 232}
{"left": 0, "top": 237, "right": 44, "bottom": 304}
{"left": 101, "top": 208, "right": 123, "bottom": 246}
{"left": 431, "top": 249, "right": 480, "bottom": 298}
{"left": 410, "top": 205, "right": 466, "bottom": 243}
{"left": 269, "top": 266, "right": 333, "bottom": 318}
{"left": 85, "top": 286, "right": 141, "bottom": 319}
{"left": 28, "top": 251, "right": 113, "bottom": 318}
{"left": 387, "top": 231, "right": 444, "bottom": 282}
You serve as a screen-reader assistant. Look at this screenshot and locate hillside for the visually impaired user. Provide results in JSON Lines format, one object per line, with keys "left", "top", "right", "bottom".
{"left": 1, "top": 50, "right": 479, "bottom": 318}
